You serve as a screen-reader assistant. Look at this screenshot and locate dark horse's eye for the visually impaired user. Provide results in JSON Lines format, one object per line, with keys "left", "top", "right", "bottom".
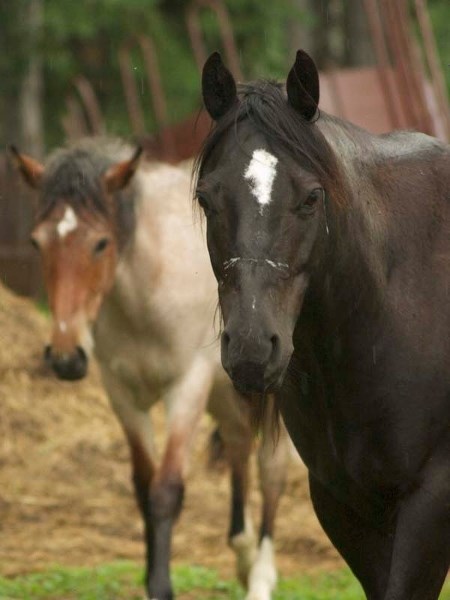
{"left": 302, "top": 188, "right": 325, "bottom": 212}
{"left": 304, "top": 188, "right": 324, "bottom": 208}
{"left": 197, "top": 193, "right": 213, "bottom": 217}
{"left": 30, "top": 236, "right": 39, "bottom": 250}
{"left": 94, "top": 238, "right": 110, "bottom": 255}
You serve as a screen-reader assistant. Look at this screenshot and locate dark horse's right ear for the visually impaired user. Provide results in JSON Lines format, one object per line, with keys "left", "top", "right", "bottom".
{"left": 286, "top": 50, "right": 320, "bottom": 121}
{"left": 202, "top": 52, "right": 238, "bottom": 121}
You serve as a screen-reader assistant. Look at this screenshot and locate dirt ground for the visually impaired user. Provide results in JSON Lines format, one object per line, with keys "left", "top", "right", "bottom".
{"left": 0, "top": 282, "right": 342, "bottom": 581}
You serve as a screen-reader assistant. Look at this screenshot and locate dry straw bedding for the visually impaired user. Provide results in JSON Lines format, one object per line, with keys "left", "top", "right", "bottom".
{"left": 0, "top": 283, "right": 340, "bottom": 578}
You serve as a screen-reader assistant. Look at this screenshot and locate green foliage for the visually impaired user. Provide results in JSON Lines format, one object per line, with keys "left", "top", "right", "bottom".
{"left": 0, "top": 563, "right": 449, "bottom": 600}
{"left": 1, "top": 0, "right": 448, "bottom": 150}
{"left": 0, "top": 0, "right": 302, "bottom": 149}
{"left": 428, "top": 0, "right": 450, "bottom": 94}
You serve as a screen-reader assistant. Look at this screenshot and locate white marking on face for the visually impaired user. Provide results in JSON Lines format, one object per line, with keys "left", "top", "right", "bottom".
{"left": 244, "top": 149, "right": 278, "bottom": 214}
{"left": 223, "top": 257, "right": 289, "bottom": 271}
{"left": 252, "top": 296, "right": 256, "bottom": 310}
{"left": 58, "top": 321, "right": 67, "bottom": 333}
{"left": 57, "top": 206, "right": 78, "bottom": 238}
{"left": 264, "top": 259, "right": 289, "bottom": 270}
{"left": 224, "top": 257, "right": 242, "bottom": 270}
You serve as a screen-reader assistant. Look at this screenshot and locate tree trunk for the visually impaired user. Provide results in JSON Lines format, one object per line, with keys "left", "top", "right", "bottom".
{"left": 342, "top": 0, "right": 374, "bottom": 66}
{"left": 288, "top": 0, "right": 315, "bottom": 60}
{"left": 19, "top": 0, "right": 44, "bottom": 158}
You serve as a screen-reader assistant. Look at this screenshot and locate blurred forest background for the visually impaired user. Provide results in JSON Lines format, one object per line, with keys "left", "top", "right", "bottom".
{"left": 0, "top": 0, "right": 449, "bottom": 157}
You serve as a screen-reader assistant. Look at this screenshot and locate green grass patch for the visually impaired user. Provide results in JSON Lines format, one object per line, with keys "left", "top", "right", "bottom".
{"left": 0, "top": 562, "right": 449, "bottom": 599}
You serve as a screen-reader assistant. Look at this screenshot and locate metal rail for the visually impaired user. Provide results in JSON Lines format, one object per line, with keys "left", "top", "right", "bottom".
{"left": 186, "top": 0, "right": 243, "bottom": 80}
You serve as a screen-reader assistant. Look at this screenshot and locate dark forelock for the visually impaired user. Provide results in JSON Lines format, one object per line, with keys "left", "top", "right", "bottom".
{"left": 194, "top": 80, "right": 345, "bottom": 204}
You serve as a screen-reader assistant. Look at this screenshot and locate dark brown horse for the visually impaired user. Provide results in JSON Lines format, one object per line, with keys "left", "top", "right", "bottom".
{"left": 195, "top": 50, "right": 450, "bottom": 600}
{"left": 10, "top": 139, "right": 291, "bottom": 600}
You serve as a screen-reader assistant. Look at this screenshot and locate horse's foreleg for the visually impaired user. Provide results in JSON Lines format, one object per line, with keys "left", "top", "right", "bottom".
{"left": 105, "top": 377, "right": 159, "bottom": 599}
{"left": 245, "top": 408, "right": 290, "bottom": 600}
{"left": 209, "top": 384, "right": 256, "bottom": 588}
{"left": 309, "top": 472, "right": 391, "bottom": 600}
{"left": 227, "top": 435, "right": 256, "bottom": 588}
{"left": 146, "top": 356, "right": 215, "bottom": 600}
{"left": 382, "top": 440, "right": 450, "bottom": 600}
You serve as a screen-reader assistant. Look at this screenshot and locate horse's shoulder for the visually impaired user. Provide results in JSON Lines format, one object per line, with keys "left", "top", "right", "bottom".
{"left": 372, "top": 130, "right": 448, "bottom": 164}
{"left": 137, "top": 161, "right": 191, "bottom": 188}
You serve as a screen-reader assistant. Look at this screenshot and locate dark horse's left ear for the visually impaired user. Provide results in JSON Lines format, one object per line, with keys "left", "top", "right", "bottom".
{"left": 202, "top": 52, "right": 238, "bottom": 121}
{"left": 286, "top": 50, "right": 320, "bottom": 121}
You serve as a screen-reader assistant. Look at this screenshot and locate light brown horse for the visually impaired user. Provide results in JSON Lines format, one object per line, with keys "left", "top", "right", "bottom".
{"left": 11, "top": 138, "right": 290, "bottom": 600}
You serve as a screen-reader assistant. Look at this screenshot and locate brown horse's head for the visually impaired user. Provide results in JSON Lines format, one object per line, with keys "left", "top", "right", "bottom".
{"left": 11, "top": 141, "right": 142, "bottom": 380}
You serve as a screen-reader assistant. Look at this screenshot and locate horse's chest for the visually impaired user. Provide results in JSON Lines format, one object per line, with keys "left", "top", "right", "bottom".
{"left": 282, "top": 356, "right": 438, "bottom": 500}
{"left": 94, "top": 310, "right": 191, "bottom": 403}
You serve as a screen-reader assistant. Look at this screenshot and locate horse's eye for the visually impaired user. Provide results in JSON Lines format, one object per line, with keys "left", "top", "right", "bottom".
{"left": 94, "top": 238, "right": 110, "bottom": 255}
{"left": 197, "top": 193, "right": 213, "bottom": 217}
{"left": 304, "top": 188, "right": 323, "bottom": 208}
{"left": 30, "top": 236, "right": 39, "bottom": 250}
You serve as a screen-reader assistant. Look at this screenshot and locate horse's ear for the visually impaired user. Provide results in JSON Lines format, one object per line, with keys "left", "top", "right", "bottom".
{"left": 9, "top": 145, "right": 44, "bottom": 189}
{"left": 202, "top": 52, "right": 238, "bottom": 120}
{"left": 103, "top": 146, "right": 143, "bottom": 193}
{"left": 286, "top": 50, "right": 320, "bottom": 121}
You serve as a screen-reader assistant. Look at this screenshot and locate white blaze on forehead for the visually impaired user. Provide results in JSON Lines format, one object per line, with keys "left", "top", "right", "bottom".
{"left": 56, "top": 206, "right": 78, "bottom": 238}
{"left": 244, "top": 148, "right": 278, "bottom": 212}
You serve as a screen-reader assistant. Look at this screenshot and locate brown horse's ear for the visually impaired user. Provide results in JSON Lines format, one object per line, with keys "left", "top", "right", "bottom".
{"left": 103, "top": 146, "right": 143, "bottom": 192}
{"left": 202, "top": 52, "right": 238, "bottom": 121}
{"left": 9, "top": 145, "right": 44, "bottom": 189}
{"left": 286, "top": 50, "right": 320, "bottom": 121}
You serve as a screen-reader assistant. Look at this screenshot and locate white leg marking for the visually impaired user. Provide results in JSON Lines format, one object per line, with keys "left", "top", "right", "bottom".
{"left": 57, "top": 205, "right": 78, "bottom": 238}
{"left": 230, "top": 514, "right": 257, "bottom": 587}
{"left": 244, "top": 149, "right": 278, "bottom": 213}
{"left": 245, "top": 536, "right": 277, "bottom": 600}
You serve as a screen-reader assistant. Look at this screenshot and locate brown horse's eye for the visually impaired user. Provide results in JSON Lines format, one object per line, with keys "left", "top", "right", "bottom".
{"left": 30, "top": 236, "right": 39, "bottom": 250}
{"left": 94, "top": 238, "right": 110, "bottom": 255}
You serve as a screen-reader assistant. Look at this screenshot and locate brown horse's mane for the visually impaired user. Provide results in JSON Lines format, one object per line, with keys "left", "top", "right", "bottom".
{"left": 37, "top": 138, "right": 136, "bottom": 248}
{"left": 38, "top": 138, "right": 134, "bottom": 220}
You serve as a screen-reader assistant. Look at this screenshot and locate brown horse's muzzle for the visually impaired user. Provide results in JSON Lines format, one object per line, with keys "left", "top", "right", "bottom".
{"left": 44, "top": 345, "right": 88, "bottom": 381}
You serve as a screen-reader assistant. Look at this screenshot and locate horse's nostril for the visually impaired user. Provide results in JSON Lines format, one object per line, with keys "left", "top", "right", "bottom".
{"left": 221, "top": 331, "right": 230, "bottom": 357}
{"left": 75, "top": 346, "right": 87, "bottom": 363}
{"left": 270, "top": 334, "right": 280, "bottom": 361}
{"left": 51, "top": 346, "right": 88, "bottom": 381}
{"left": 44, "top": 345, "right": 52, "bottom": 363}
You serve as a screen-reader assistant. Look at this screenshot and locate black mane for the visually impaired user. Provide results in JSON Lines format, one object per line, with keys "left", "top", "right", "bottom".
{"left": 194, "top": 80, "right": 346, "bottom": 205}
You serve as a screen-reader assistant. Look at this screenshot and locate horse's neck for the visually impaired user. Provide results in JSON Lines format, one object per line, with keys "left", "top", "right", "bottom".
{"left": 312, "top": 117, "right": 447, "bottom": 334}
{"left": 112, "top": 173, "right": 162, "bottom": 308}
{"left": 102, "top": 163, "right": 213, "bottom": 334}
{"left": 312, "top": 118, "right": 390, "bottom": 326}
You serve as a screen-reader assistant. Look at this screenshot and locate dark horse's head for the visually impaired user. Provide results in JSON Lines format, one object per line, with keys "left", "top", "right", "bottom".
{"left": 195, "top": 50, "right": 345, "bottom": 394}
{"left": 10, "top": 141, "right": 141, "bottom": 380}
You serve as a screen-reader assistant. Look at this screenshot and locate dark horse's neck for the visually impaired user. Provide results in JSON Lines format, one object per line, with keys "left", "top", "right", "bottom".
{"left": 302, "top": 113, "right": 446, "bottom": 346}
{"left": 308, "top": 116, "right": 390, "bottom": 332}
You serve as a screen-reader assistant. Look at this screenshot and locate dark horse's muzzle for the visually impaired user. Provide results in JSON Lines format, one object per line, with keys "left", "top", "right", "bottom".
{"left": 44, "top": 345, "right": 88, "bottom": 381}
{"left": 221, "top": 327, "right": 284, "bottom": 394}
